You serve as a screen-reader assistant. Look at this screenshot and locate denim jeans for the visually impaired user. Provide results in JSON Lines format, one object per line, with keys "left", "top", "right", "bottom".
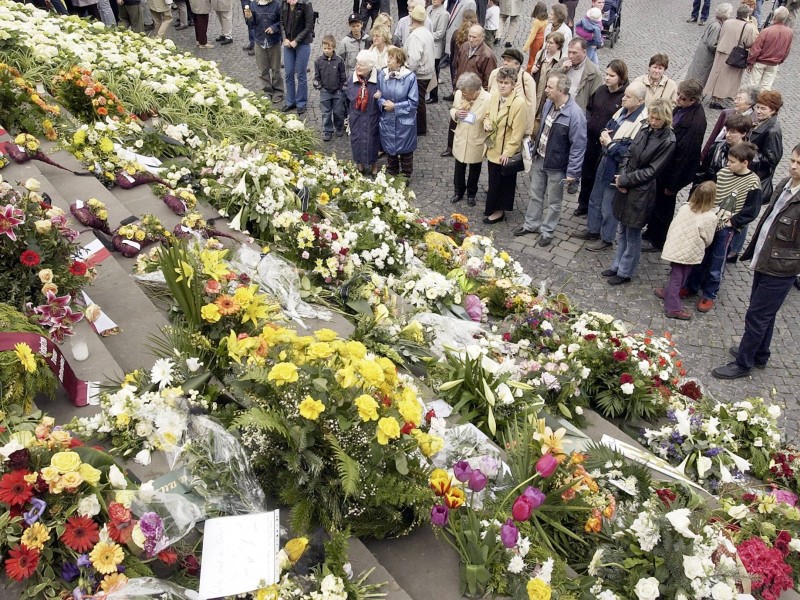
{"left": 523, "top": 157, "right": 565, "bottom": 236}
{"left": 240, "top": 0, "right": 255, "bottom": 45}
{"left": 728, "top": 225, "right": 748, "bottom": 256}
{"left": 735, "top": 271, "right": 795, "bottom": 369}
{"left": 587, "top": 157, "right": 618, "bottom": 243}
{"left": 753, "top": 0, "right": 764, "bottom": 26}
{"left": 691, "top": 0, "right": 711, "bottom": 20}
{"left": 685, "top": 226, "right": 734, "bottom": 300}
{"left": 320, "top": 89, "right": 345, "bottom": 134}
{"left": 610, "top": 224, "right": 642, "bottom": 278}
{"left": 284, "top": 42, "right": 311, "bottom": 109}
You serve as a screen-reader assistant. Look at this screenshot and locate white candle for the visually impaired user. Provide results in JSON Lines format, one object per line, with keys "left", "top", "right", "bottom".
{"left": 71, "top": 335, "right": 89, "bottom": 362}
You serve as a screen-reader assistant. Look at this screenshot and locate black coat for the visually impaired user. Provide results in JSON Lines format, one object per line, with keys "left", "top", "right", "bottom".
{"left": 660, "top": 101, "right": 706, "bottom": 194}
{"left": 281, "top": 0, "right": 315, "bottom": 46}
{"left": 613, "top": 125, "right": 676, "bottom": 228}
{"left": 750, "top": 115, "right": 783, "bottom": 201}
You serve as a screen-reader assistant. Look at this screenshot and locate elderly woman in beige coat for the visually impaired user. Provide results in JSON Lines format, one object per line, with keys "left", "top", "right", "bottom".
{"left": 450, "top": 72, "right": 492, "bottom": 207}
{"left": 705, "top": 3, "right": 758, "bottom": 108}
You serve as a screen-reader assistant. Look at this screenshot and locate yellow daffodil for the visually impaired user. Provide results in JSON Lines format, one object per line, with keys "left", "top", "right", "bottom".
{"left": 355, "top": 394, "right": 379, "bottom": 422}
{"left": 376, "top": 417, "right": 400, "bottom": 445}
{"left": 298, "top": 396, "right": 325, "bottom": 420}
{"left": 14, "top": 342, "right": 36, "bottom": 373}
{"left": 267, "top": 362, "right": 299, "bottom": 386}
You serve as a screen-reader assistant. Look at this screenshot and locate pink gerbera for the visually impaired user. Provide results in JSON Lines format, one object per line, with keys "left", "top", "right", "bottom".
{"left": 0, "top": 204, "right": 25, "bottom": 241}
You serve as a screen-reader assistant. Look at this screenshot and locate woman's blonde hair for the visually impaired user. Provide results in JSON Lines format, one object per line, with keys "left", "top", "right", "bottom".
{"left": 689, "top": 181, "right": 717, "bottom": 213}
{"left": 373, "top": 12, "right": 392, "bottom": 30}
{"left": 387, "top": 46, "right": 407, "bottom": 66}
{"left": 648, "top": 99, "right": 673, "bottom": 127}
{"left": 371, "top": 25, "right": 391, "bottom": 45}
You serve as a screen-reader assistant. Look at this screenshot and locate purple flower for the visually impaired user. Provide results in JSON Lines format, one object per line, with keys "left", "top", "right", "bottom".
{"left": 453, "top": 461, "right": 473, "bottom": 483}
{"left": 535, "top": 453, "right": 559, "bottom": 478}
{"left": 772, "top": 489, "right": 798, "bottom": 507}
{"left": 523, "top": 486, "right": 546, "bottom": 509}
{"left": 467, "top": 469, "right": 488, "bottom": 492}
{"left": 23, "top": 498, "right": 47, "bottom": 526}
{"left": 73, "top": 587, "right": 85, "bottom": 600}
{"left": 138, "top": 512, "right": 165, "bottom": 557}
{"left": 431, "top": 504, "right": 449, "bottom": 527}
{"left": 500, "top": 519, "right": 519, "bottom": 548}
{"left": 61, "top": 561, "right": 80, "bottom": 582}
{"left": 704, "top": 448, "right": 722, "bottom": 457}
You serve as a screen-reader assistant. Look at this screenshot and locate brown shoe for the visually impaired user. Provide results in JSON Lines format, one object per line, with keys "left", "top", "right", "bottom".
{"left": 665, "top": 309, "right": 692, "bottom": 320}
{"left": 653, "top": 287, "right": 665, "bottom": 299}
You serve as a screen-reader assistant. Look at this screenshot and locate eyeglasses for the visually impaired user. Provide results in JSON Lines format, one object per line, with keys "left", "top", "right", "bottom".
{"left": 676, "top": 94, "right": 688, "bottom": 100}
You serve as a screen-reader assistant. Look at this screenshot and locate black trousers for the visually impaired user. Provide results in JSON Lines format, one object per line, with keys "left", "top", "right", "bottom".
{"left": 645, "top": 185, "right": 678, "bottom": 249}
{"left": 397, "top": 0, "right": 409, "bottom": 18}
{"left": 736, "top": 271, "right": 796, "bottom": 369}
{"left": 485, "top": 160, "right": 517, "bottom": 214}
{"left": 454, "top": 159, "right": 482, "bottom": 198}
{"left": 388, "top": 153, "right": 414, "bottom": 176}
{"left": 429, "top": 58, "right": 441, "bottom": 101}
{"left": 416, "top": 78, "right": 430, "bottom": 134}
{"left": 577, "top": 138, "right": 602, "bottom": 211}
{"left": 446, "top": 118, "right": 456, "bottom": 150}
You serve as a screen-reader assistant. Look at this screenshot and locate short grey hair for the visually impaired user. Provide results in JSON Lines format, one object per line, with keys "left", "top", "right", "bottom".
{"left": 627, "top": 81, "right": 647, "bottom": 100}
{"left": 736, "top": 3, "right": 751, "bottom": 19}
{"left": 716, "top": 2, "right": 733, "bottom": 19}
{"left": 773, "top": 5, "right": 789, "bottom": 21}
{"left": 737, "top": 85, "right": 759, "bottom": 105}
{"left": 355, "top": 49, "right": 376, "bottom": 69}
{"left": 456, "top": 72, "right": 483, "bottom": 92}
{"left": 548, "top": 73, "right": 571, "bottom": 95}
{"left": 469, "top": 24, "right": 486, "bottom": 39}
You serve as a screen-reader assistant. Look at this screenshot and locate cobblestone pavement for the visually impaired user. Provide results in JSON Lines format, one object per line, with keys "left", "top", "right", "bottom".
{"left": 165, "top": 0, "right": 800, "bottom": 442}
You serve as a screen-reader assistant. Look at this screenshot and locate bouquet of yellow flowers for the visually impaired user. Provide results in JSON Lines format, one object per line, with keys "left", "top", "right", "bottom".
{"left": 70, "top": 197, "right": 112, "bottom": 234}
{"left": 112, "top": 214, "right": 168, "bottom": 258}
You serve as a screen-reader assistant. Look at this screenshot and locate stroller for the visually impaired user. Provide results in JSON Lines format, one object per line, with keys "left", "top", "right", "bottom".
{"left": 602, "top": 0, "right": 622, "bottom": 48}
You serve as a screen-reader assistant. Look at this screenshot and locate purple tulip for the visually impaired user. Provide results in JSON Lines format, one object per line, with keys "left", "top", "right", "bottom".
{"left": 511, "top": 495, "right": 533, "bottom": 522}
{"left": 500, "top": 519, "right": 519, "bottom": 548}
{"left": 464, "top": 295, "right": 483, "bottom": 322}
{"left": 23, "top": 498, "right": 47, "bottom": 526}
{"left": 535, "top": 453, "right": 559, "bottom": 478}
{"left": 453, "top": 461, "right": 473, "bottom": 483}
{"left": 523, "top": 486, "right": 546, "bottom": 509}
{"left": 431, "top": 504, "right": 450, "bottom": 527}
{"left": 467, "top": 469, "right": 488, "bottom": 492}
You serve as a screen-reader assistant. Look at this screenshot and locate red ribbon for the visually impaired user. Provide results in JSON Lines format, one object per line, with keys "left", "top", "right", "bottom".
{"left": 0, "top": 332, "right": 91, "bottom": 407}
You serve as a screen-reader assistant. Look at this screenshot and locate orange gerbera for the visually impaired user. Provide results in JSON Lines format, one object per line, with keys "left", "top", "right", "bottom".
{"left": 4, "top": 545, "right": 40, "bottom": 581}
{"left": 214, "top": 295, "right": 240, "bottom": 315}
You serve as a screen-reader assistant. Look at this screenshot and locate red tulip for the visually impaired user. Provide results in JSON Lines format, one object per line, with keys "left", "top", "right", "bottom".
{"left": 511, "top": 495, "right": 533, "bottom": 522}
{"left": 536, "top": 453, "right": 559, "bottom": 478}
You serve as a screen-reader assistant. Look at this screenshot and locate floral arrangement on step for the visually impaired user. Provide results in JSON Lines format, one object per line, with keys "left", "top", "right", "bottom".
{"left": 0, "top": 410, "right": 191, "bottom": 597}
{"left": 50, "top": 65, "right": 130, "bottom": 123}
{"left": 0, "top": 175, "right": 92, "bottom": 340}
{"left": 112, "top": 214, "right": 168, "bottom": 258}
{"left": 0, "top": 62, "right": 61, "bottom": 140}
{"left": 225, "top": 326, "right": 442, "bottom": 539}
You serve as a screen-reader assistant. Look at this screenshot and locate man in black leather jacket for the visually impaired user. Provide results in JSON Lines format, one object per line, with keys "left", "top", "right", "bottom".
{"left": 713, "top": 143, "right": 800, "bottom": 379}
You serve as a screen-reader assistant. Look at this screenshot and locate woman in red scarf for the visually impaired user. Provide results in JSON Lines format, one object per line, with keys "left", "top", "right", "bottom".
{"left": 346, "top": 50, "right": 382, "bottom": 176}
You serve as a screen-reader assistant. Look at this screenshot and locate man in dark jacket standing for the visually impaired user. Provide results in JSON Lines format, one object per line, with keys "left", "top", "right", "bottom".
{"left": 514, "top": 73, "right": 587, "bottom": 247}
{"left": 245, "top": 0, "right": 283, "bottom": 104}
{"left": 712, "top": 144, "right": 800, "bottom": 379}
{"left": 644, "top": 79, "right": 707, "bottom": 252}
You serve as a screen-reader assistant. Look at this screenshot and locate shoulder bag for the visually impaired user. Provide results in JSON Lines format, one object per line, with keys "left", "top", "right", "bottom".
{"left": 499, "top": 97, "right": 526, "bottom": 176}
{"left": 725, "top": 22, "right": 749, "bottom": 69}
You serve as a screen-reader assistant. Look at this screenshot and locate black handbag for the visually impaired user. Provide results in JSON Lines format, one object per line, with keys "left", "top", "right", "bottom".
{"left": 725, "top": 22, "right": 749, "bottom": 69}
{"left": 501, "top": 153, "right": 525, "bottom": 175}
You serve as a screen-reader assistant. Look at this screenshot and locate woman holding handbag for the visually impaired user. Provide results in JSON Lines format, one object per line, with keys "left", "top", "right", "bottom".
{"left": 482, "top": 66, "right": 527, "bottom": 224}
{"left": 704, "top": 3, "right": 757, "bottom": 109}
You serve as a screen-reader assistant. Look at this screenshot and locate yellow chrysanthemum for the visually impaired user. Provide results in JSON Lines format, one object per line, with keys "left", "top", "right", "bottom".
{"left": 90, "top": 541, "right": 125, "bottom": 575}
{"left": 20, "top": 522, "right": 50, "bottom": 550}
{"left": 313, "top": 328, "right": 338, "bottom": 342}
{"left": 14, "top": 343, "right": 36, "bottom": 373}
{"left": 376, "top": 417, "right": 401, "bottom": 445}
{"left": 267, "top": 362, "right": 299, "bottom": 386}
{"left": 201, "top": 303, "right": 222, "bottom": 323}
{"left": 355, "top": 394, "right": 379, "bottom": 422}
{"left": 298, "top": 396, "right": 325, "bottom": 420}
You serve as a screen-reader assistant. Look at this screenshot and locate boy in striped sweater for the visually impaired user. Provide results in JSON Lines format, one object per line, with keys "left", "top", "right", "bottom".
{"left": 682, "top": 142, "right": 762, "bottom": 312}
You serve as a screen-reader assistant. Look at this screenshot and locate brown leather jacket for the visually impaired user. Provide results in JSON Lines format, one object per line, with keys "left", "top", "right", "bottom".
{"left": 454, "top": 42, "right": 497, "bottom": 90}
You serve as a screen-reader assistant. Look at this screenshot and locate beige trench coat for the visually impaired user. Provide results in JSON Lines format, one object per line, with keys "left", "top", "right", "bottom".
{"left": 704, "top": 18, "right": 758, "bottom": 99}
{"left": 450, "top": 88, "right": 492, "bottom": 164}
{"left": 498, "top": 0, "right": 523, "bottom": 16}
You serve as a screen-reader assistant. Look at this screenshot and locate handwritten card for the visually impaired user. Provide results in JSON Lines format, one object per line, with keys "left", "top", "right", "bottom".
{"left": 198, "top": 511, "right": 281, "bottom": 599}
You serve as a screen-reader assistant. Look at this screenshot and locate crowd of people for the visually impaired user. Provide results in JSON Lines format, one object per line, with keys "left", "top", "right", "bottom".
{"left": 26, "top": 0, "right": 800, "bottom": 380}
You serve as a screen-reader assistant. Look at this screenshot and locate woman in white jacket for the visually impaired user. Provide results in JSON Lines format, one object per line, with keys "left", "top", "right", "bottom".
{"left": 449, "top": 72, "right": 491, "bottom": 206}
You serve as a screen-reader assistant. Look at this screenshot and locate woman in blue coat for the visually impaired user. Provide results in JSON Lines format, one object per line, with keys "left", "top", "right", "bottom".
{"left": 377, "top": 46, "right": 419, "bottom": 181}
{"left": 347, "top": 50, "right": 382, "bottom": 176}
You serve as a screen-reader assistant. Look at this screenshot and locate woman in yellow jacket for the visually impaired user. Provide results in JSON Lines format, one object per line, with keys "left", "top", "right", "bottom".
{"left": 483, "top": 66, "right": 528, "bottom": 224}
